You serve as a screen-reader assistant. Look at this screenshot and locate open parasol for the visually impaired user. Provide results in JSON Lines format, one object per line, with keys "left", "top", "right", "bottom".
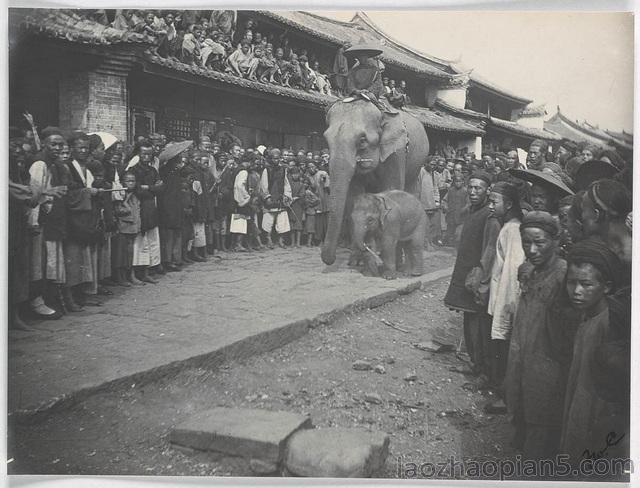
{"left": 87, "top": 131, "right": 118, "bottom": 151}
{"left": 508, "top": 168, "right": 574, "bottom": 196}
{"left": 159, "top": 140, "right": 193, "bottom": 165}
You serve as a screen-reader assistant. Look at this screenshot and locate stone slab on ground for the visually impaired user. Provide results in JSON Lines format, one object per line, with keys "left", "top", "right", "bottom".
{"left": 9, "top": 247, "right": 455, "bottom": 414}
{"left": 284, "top": 428, "right": 390, "bottom": 478}
{"left": 170, "top": 407, "right": 311, "bottom": 465}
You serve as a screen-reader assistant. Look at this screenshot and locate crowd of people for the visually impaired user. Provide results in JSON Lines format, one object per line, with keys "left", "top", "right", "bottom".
{"left": 8, "top": 104, "right": 633, "bottom": 478}
{"left": 9, "top": 114, "right": 331, "bottom": 329}
{"left": 439, "top": 136, "right": 632, "bottom": 476}
{"left": 60, "top": 9, "right": 399, "bottom": 100}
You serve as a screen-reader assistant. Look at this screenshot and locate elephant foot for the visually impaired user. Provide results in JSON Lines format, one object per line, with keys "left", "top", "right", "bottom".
{"left": 411, "top": 269, "right": 424, "bottom": 277}
{"left": 382, "top": 270, "right": 400, "bottom": 280}
{"left": 347, "top": 253, "right": 362, "bottom": 267}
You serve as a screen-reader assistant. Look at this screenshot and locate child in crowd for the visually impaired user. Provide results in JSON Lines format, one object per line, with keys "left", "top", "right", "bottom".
{"left": 190, "top": 151, "right": 209, "bottom": 261}
{"left": 181, "top": 172, "right": 196, "bottom": 263}
{"left": 287, "top": 166, "right": 305, "bottom": 247}
{"left": 303, "top": 178, "right": 320, "bottom": 246}
{"left": 113, "top": 172, "right": 142, "bottom": 286}
{"left": 560, "top": 238, "right": 627, "bottom": 469}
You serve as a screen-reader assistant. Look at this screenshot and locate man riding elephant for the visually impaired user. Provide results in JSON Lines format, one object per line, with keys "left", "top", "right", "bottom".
{"left": 344, "top": 43, "right": 396, "bottom": 114}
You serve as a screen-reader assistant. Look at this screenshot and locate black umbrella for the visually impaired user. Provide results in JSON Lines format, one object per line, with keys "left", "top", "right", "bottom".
{"left": 573, "top": 160, "right": 618, "bottom": 191}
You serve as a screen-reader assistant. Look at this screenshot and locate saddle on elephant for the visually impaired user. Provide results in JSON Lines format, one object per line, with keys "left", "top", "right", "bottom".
{"left": 341, "top": 90, "right": 399, "bottom": 116}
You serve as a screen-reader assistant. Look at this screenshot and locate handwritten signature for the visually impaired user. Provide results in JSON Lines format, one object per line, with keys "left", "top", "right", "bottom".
{"left": 582, "top": 431, "right": 626, "bottom": 461}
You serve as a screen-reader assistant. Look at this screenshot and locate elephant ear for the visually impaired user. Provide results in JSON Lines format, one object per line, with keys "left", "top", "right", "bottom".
{"left": 374, "top": 194, "right": 393, "bottom": 229}
{"left": 379, "top": 113, "right": 409, "bottom": 163}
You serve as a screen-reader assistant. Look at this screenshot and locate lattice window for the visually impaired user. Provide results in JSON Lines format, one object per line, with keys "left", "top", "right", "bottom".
{"left": 164, "top": 118, "right": 193, "bottom": 141}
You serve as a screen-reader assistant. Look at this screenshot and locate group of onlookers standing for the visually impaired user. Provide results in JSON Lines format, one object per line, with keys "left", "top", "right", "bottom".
{"left": 442, "top": 137, "right": 632, "bottom": 478}
{"left": 9, "top": 114, "right": 331, "bottom": 330}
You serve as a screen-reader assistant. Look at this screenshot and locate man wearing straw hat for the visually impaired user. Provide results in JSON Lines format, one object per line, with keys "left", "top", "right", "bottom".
{"left": 344, "top": 42, "right": 396, "bottom": 113}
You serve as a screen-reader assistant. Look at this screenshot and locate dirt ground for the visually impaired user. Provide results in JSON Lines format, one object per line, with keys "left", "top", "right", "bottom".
{"left": 8, "top": 277, "right": 517, "bottom": 479}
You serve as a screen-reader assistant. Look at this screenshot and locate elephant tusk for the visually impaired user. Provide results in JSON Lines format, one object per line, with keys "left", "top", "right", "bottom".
{"left": 364, "top": 244, "right": 383, "bottom": 266}
{"left": 357, "top": 158, "right": 373, "bottom": 163}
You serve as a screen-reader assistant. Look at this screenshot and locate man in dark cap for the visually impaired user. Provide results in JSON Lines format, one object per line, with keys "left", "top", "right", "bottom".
{"left": 580, "top": 179, "right": 631, "bottom": 241}
{"left": 504, "top": 211, "right": 567, "bottom": 461}
{"left": 444, "top": 170, "right": 501, "bottom": 379}
{"left": 129, "top": 140, "right": 165, "bottom": 281}
{"left": 27, "top": 127, "right": 69, "bottom": 318}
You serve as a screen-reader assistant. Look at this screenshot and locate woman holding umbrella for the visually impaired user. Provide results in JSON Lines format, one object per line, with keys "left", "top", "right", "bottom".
{"left": 158, "top": 140, "right": 193, "bottom": 271}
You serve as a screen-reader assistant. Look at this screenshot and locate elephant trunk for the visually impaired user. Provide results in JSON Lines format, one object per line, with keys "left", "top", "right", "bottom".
{"left": 321, "top": 154, "right": 356, "bottom": 265}
{"left": 351, "top": 223, "right": 367, "bottom": 252}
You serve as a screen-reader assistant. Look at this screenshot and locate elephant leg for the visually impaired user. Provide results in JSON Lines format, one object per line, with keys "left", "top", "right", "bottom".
{"left": 345, "top": 179, "right": 366, "bottom": 264}
{"left": 380, "top": 236, "right": 399, "bottom": 280}
{"left": 400, "top": 240, "right": 414, "bottom": 274}
{"left": 411, "top": 218, "right": 427, "bottom": 276}
{"left": 395, "top": 243, "right": 404, "bottom": 272}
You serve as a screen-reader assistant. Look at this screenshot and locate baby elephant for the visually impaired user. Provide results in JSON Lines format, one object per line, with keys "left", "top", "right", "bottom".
{"left": 351, "top": 190, "right": 426, "bottom": 279}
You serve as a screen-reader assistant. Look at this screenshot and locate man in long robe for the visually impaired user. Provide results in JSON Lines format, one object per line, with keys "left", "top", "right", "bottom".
{"left": 486, "top": 182, "right": 525, "bottom": 410}
{"left": 560, "top": 238, "right": 628, "bottom": 478}
{"left": 504, "top": 211, "right": 567, "bottom": 461}
{"left": 444, "top": 171, "right": 500, "bottom": 378}
{"left": 28, "top": 128, "right": 69, "bottom": 318}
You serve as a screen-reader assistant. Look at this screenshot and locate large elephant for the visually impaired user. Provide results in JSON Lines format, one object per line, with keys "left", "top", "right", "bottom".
{"left": 320, "top": 97, "right": 430, "bottom": 265}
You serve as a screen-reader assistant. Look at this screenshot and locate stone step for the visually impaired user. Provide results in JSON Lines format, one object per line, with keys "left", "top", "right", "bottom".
{"left": 284, "top": 427, "right": 390, "bottom": 478}
{"left": 170, "top": 407, "right": 312, "bottom": 466}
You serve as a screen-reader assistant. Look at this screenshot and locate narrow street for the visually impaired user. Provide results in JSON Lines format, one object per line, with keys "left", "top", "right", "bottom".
{"left": 9, "top": 277, "right": 516, "bottom": 479}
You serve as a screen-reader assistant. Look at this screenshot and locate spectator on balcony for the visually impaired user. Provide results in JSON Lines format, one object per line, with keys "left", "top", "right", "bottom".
{"left": 274, "top": 47, "right": 292, "bottom": 87}
{"left": 227, "top": 40, "right": 255, "bottom": 78}
{"left": 398, "top": 80, "right": 411, "bottom": 104}
{"left": 181, "top": 24, "right": 202, "bottom": 66}
{"left": 311, "top": 60, "right": 331, "bottom": 95}
{"left": 259, "top": 43, "right": 278, "bottom": 83}
{"left": 388, "top": 79, "right": 407, "bottom": 108}
{"left": 382, "top": 76, "right": 391, "bottom": 96}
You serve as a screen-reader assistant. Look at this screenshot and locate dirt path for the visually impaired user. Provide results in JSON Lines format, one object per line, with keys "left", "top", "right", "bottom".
{"left": 9, "top": 277, "right": 518, "bottom": 478}
{"left": 9, "top": 246, "right": 453, "bottom": 414}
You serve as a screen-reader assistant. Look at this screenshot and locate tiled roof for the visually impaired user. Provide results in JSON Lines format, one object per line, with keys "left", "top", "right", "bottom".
{"left": 259, "top": 10, "right": 532, "bottom": 103}
{"left": 606, "top": 129, "right": 633, "bottom": 144}
{"left": 19, "top": 9, "right": 156, "bottom": 45}
{"left": 144, "top": 53, "right": 337, "bottom": 107}
{"left": 489, "top": 116, "right": 562, "bottom": 141}
{"left": 465, "top": 70, "right": 533, "bottom": 105}
{"left": 518, "top": 103, "right": 547, "bottom": 118}
{"left": 404, "top": 105, "right": 485, "bottom": 135}
{"left": 433, "top": 98, "right": 487, "bottom": 120}
{"left": 547, "top": 110, "right": 632, "bottom": 149}
{"left": 256, "top": 11, "right": 452, "bottom": 81}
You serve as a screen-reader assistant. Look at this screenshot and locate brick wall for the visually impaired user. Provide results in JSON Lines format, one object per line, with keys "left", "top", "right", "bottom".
{"left": 86, "top": 71, "right": 128, "bottom": 140}
{"left": 58, "top": 71, "right": 89, "bottom": 131}
{"left": 58, "top": 69, "right": 129, "bottom": 141}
